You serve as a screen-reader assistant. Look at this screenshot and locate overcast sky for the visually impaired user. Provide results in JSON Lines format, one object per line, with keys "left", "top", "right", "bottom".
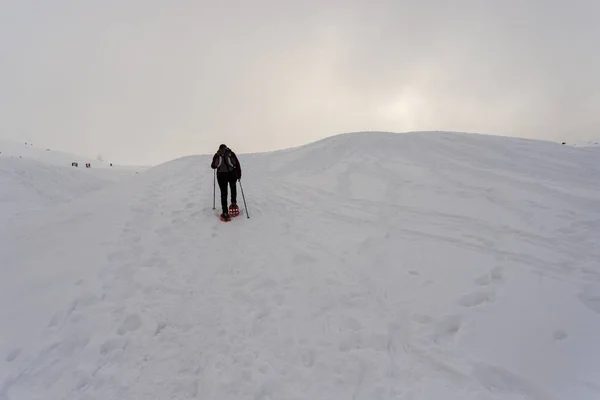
{"left": 1, "top": 0, "right": 599, "bottom": 165}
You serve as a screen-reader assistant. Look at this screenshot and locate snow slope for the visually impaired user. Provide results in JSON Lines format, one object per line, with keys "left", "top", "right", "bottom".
{"left": 0, "top": 139, "right": 145, "bottom": 170}
{"left": 0, "top": 140, "right": 147, "bottom": 222}
{"left": 2, "top": 131, "right": 600, "bottom": 400}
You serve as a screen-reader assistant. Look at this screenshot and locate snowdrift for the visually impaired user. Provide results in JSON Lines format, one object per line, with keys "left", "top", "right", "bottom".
{"left": 1, "top": 131, "right": 600, "bottom": 400}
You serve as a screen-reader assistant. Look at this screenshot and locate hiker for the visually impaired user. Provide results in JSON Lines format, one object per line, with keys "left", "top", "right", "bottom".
{"left": 211, "top": 144, "right": 242, "bottom": 220}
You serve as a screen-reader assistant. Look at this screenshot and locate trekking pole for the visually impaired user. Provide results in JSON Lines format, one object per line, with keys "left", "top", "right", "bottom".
{"left": 238, "top": 179, "right": 249, "bottom": 218}
{"left": 213, "top": 169, "right": 216, "bottom": 209}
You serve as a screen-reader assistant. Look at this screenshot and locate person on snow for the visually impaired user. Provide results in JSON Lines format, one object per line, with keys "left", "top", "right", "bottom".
{"left": 211, "top": 144, "right": 242, "bottom": 221}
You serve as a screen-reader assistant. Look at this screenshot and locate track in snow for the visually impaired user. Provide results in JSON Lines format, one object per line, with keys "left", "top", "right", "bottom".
{"left": 2, "top": 131, "right": 600, "bottom": 400}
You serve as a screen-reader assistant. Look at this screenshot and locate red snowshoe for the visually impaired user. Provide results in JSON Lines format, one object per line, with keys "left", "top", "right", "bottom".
{"left": 219, "top": 213, "right": 231, "bottom": 222}
{"left": 228, "top": 204, "right": 240, "bottom": 217}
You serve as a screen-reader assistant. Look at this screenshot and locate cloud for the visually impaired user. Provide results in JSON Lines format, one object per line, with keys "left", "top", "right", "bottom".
{"left": 1, "top": 0, "right": 599, "bottom": 164}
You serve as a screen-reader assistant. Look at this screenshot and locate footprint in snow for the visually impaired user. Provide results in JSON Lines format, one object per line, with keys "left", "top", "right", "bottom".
{"left": 273, "top": 293, "right": 285, "bottom": 306}
{"left": 457, "top": 290, "right": 495, "bottom": 307}
{"left": 48, "top": 294, "right": 100, "bottom": 328}
{"left": 475, "top": 266, "right": 504, "bottom": 287}
{"left": 5, "top": 348, "right": 21, "bottom": 362}
{"left": 432, "top": 315, "right": 463, "bottom": 345}
{"left": 474, "top": 274, "right": 491, "bottom": 286}
{"left": 344, "top": 316, "right": 364, "bottom": 331}
{"left": 42, "top": 331, "right": 91, "bottom": 358}
{"left": 100, "top": 337, "right": 129, "bottom": 355}
{"left": 491, "top": 266, "right": 504, "bottom": 282}
{"left": 553, "top": 330, "right": 568, "bottom": 341}
{"left": 301, "top": 348, "right": 317, "bottom": 367}
{"left": 117, "top": 314, "right": 143, "bottom": 335}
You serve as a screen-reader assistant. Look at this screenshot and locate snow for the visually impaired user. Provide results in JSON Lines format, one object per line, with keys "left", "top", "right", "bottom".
{"left": 1, "top": 131, "right": 600, "bottom": 400}
{"left": 0, "top": 139, "right": 145, "bottom": 170}
{"left": 0, "top": 140, "right": 147, "bottom": 223}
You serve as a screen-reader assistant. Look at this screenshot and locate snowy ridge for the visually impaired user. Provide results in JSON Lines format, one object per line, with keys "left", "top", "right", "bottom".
{"left": 0, "top": 139, "right": 148, "bottom": 169}
{"left": 0, "top": 140, "right": 147, "bottom": 223}
{"left": 1, "top": 139, "right": 108, "bottom": 168}
{"left": 2, "top": 131, "right": 600, "bottom": 399}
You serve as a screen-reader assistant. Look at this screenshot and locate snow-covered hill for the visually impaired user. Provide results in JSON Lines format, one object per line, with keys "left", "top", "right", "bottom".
{"left": 1, "top": 139, "right": 110, "bottom": 168}
{"left": 0, "top": 140, "right": 147, "bottom": 222}
{"left": 1, "top": 131, "right": 600, "bottom": 400}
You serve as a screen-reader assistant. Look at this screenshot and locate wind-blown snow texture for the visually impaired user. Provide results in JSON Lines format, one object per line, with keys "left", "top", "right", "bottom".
{"left": 2, "top": 131, "right": 600, "bottom": 400}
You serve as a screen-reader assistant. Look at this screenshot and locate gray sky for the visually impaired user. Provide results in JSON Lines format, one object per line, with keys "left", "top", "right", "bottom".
{"left": 2, "top": 0, "right": 599, "bottom": 165}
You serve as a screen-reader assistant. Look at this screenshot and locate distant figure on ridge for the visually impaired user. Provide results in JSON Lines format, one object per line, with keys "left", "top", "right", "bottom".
{"left": 211, "top": 144, "right": 242, "bottom": 221}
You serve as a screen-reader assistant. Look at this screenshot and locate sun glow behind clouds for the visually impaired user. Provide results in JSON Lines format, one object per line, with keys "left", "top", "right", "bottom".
{"left": 376, "top": 87, "right": 431, "bottom": 131}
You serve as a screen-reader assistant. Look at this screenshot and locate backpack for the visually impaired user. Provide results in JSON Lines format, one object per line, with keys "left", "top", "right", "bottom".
{"left": 224, "top": 151, "right": 236, "bottom": 170}
{"left": 217, "top": 149, "right": 237, "bottom": 171}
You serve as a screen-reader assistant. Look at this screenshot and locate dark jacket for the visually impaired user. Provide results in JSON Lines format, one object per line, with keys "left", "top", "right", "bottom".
{"left": 211, "top": 149, "right": 241, "bottom": 178}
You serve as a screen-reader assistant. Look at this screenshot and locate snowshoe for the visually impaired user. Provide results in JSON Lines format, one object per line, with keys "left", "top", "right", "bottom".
{"left": 228, "top": 204, "right": 240, "bottom": 217}
{"left": 219, "top": 213, "right": 231, "bottom": 222}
